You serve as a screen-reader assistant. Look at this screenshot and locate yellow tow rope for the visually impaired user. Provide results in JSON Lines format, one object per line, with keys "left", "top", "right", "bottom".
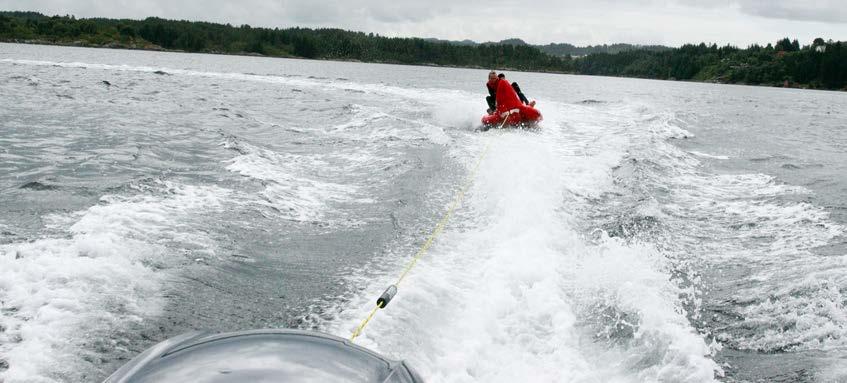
{"left": 349, "top": 135, "right": 494, "bottom": 341}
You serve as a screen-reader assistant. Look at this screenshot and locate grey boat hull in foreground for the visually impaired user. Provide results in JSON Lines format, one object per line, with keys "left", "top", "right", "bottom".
{"left": 104, "top": 329, "right": 423, "bottom": 382}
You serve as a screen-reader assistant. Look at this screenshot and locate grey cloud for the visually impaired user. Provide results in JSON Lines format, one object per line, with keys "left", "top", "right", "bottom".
{"left": 362, "top": 2, "right": 446, "bottom": 23}
{"left": 676, "top": 0, "right": 847, "bottom": 24}
{"left": 275, "top": 0, "right": 448, "bottom": 26}
{"left": 736, "top": 0, "right": 847, "bottom": 24}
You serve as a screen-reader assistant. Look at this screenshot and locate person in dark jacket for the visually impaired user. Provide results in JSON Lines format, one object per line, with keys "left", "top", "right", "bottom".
{"left": 485, "top": 71, "right": 498, "bottom": 113}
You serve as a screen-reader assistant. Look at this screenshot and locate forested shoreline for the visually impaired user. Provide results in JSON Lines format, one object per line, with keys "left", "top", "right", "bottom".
{"left": 1, "top": 11, "right": 845, "bottom": 90}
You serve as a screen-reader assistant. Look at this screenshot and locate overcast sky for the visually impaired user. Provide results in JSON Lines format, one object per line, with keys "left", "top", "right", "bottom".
{"left": 2, "top": 0, "right": 845, "bottom": 46}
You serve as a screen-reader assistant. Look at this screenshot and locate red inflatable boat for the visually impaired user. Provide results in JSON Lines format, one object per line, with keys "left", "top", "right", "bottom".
{"left": 481, "top": 78, "right": 542, "bottom": 129}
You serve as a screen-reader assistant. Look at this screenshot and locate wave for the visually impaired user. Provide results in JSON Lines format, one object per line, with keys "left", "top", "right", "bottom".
{"left": 0, "top": 180, "right": 228, "bottom": 382}
{"left": 222, "top": 137, "right": 366, "bottom": 224}
{"left": 0, "top": 58, "right": 475, "bottom": 108}
{"left": 689, "top": 151, "right": 729, "bottom": 160}
{"left": 581, "top": 106, "right": 846, "bottom": 376}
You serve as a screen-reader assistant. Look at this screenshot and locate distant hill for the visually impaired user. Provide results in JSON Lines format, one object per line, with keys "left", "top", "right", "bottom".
{"left": 492, "top": 38, "right": 529, "bottom": 46}
{"left": 423, "top": 37, "right": 530, "bottom": 47}
{"left": 424, "top": 37, "right": 670, "bottom": 57}
{"left": 422, "top": 37, "right": 477, "bottom": 46}
{"left": 1, "top": 12, "right": 845, "bottom": 90}
{"left": 537, "top": 43, "right": 670, "bottom": 56}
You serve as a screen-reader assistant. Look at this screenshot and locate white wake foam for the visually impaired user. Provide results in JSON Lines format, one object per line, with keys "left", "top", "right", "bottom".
{"left": 0, "top": 181, "right": 227, "bottom": 382}
{"left": 315, "top": 102, "right": 721, "bottom": 382}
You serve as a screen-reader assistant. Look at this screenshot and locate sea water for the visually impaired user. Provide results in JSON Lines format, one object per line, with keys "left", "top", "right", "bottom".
{"left": 1, "top": 43, "right": 846, "bottom": 382}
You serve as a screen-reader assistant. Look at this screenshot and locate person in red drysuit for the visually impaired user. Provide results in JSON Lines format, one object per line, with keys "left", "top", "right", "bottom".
{"left": 486, "top": 71, "right": 534, "bottom": 114}
{"left": 493, "top": 74, "right": 542, "bottom": 125}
